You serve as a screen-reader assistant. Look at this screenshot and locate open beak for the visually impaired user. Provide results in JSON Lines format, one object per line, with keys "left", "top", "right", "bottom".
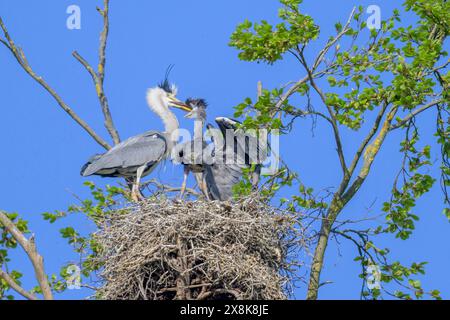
{"left": 168, "top": 96, "right": 192, "bottom": 112}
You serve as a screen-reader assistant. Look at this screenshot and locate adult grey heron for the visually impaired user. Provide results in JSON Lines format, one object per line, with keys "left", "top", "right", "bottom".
{"left": 81, "top": 81, "right": 192, "bottom": 202}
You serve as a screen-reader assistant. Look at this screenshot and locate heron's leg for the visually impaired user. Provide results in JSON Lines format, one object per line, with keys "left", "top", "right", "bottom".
{"left": 131, "top": 184, "right": 139, "bottom": 202}
{"left": 194, "top": 173, "right": 203, "bottom": 194}
{"left": 202, "top": 175, "right": 211, "bottom": 201}
{"left": 132, "top": 166, "right": 146, "bottom": 202}
{"left": 180, "top": 166, "right": 189, "bottom": 198}
{"left": 194, "top": 172, "right": 209, "bottom": 200}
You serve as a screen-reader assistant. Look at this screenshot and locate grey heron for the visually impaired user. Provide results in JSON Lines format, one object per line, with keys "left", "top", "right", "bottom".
{"left": 203, "top": 118, "right": 254, "bottom": 201}
{"left": 81, "top": 82, "right": 192, "bottom": 202}
{"left": 175, "top": 100, "right": 266, "bottom": 201}
{"left": 175, "top": 98, "right": 211, "bottom": 198}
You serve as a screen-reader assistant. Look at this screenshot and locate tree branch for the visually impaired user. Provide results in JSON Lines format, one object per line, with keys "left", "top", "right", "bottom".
{"left": 299, "top": 52, "right": 348, "bottom": 176}
{"left": 251, "top": 81, "right": 263, "bottom": 189}
{"left": 0, "top": 211, "right": 53, "bottom": 300}
{"left": 390, "top": 99, "right": 443, "bottom": 131}
{"left": 274, "top": 75, "right": 309, "bottom": 111}
{"left": 307, "top": 106, "right": 399, "bottom": 300}
{"left": 72, "top": 0, "right": 121, "bottom": 146}
{"left": 0, "top": 16, "right": 112, "bottom": 150}
{"left": 340, "top": 101, "right": 389, "bottom": 194}
{"left": 342, "top": 107, "right": 399, "bottom": 203}
{"left": 0, "top": 269, "right": 38, "bottom": 300}
{"left": 312, "top": 7, "right": 356, "bottom": 72}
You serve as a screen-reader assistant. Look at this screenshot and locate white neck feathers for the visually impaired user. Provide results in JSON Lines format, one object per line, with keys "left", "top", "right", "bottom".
{"left": 146, "top": 88, "right": 180, "bottom": 142}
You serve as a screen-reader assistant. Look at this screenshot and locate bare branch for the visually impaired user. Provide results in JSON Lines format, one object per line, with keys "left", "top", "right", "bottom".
{"left": 96, "top": 0, "right": 120, "bottom": 144}
{"left": 0, "top": 37, "right": 10, "bottom": 49}
{"left": 251, "top": 81, "right": 264, "bottom": 189}
{"left": 0, "top": 16, "right": 112, "bottom": 150}
{"left": 342, "top": 106, "right": 399, "bottom": 203}
{"left": 390, "top": 99, "right": 443, "bottom": 131}
{"left": 72, "top": 0, "right": 121, "bottom": 146}
{"left": 274, "top": 75, "right": 309, "bottom": 111}
{"left": 72, "top": 51, "right": 98, "bottom": 81}
{"left": 299, "top": 52, "right": 348, "bottom": 175}
{"left": 0, "top": 269, "right": 38, "bottom": 300}
{"left": 97, "top": 1, "right": 108, "bottom": 81}
{"left": 0, "top": 211, "right": 53, "bottom": 300}
{"left": 340, "top": 101, "right": 389, "bottom": 194}
{"left": 312, "top": 7, "right": 356, "bottom": 71}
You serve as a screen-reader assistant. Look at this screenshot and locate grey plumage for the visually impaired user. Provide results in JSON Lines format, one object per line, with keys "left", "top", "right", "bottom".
{"left": 203, "top": 119, "right": 252, "bottom": 201}
{"left": 81, "top": 131, "right": 167, "bottom": 178}
{"left": 203, "top": 162, "right": 245, "bottom": 201}
{"left": 80, "top": 84, "right": 192, "bottom": 201}
{"left": 176, "top": 100, "right": 265, "bottom": 201}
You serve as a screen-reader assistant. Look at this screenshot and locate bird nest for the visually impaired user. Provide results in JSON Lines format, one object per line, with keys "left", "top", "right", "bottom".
{"left": 95, "top": 196, "right": 307, "bottom": 300}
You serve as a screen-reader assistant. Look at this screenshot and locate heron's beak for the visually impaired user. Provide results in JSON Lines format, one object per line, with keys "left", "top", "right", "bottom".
{"left": 168, "top": 96, "right": 192, "bottom": 112}
{"left": 184, "top": 109, "right": 196, "bottom": 118}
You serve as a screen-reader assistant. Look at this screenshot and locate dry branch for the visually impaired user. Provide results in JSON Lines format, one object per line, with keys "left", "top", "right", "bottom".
{"left": 73, "top": 0, "right": 121, "bottom": 145}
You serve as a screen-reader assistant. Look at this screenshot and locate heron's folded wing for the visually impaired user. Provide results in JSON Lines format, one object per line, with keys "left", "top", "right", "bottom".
{"left": 83, "top": 131, "right": 167, "bottom": 176}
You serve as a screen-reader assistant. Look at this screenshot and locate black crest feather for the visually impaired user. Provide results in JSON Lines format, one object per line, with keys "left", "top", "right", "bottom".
{"left": 186, "top": 98, "right": 208, "bottom": 108}
{"left": 158, "top": 65, "right": 175, "bottom": 93}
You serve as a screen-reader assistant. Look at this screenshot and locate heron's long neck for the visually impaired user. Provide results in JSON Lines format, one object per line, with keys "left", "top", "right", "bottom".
{"left": 194, "top": 118, "right": 204, "bottom": 140}
{"left": 160, "top": 111, "right": 180, "bottom": 144}
{"left": 147, "top": 89, "right": 180, "bottom": 148}
{"left": 159, "top": 111, "right": 180, "bottom": 150}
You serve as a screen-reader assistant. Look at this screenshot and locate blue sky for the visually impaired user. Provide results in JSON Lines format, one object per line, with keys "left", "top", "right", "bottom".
{"left": 0, "top": 0, "right": 448, "bottom": 299}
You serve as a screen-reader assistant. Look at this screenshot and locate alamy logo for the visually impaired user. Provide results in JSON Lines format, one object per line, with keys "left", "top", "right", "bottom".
{"left": 366, "top": 263, "right": 381, "bottom": 290}
{"left": 66, "top": 5, "right": 81, "bottom": 30}
{"left": 366, "top": 5, "right": 381, "bottom": 30}
{"left": 66, "top": 265, "right": 81, "bottom": 290}
{"left": 171, "top": 127, "right": 280, "bottom": 176}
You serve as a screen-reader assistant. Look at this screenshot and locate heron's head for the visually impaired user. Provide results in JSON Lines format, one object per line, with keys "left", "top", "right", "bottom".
{"left": 184, "top": 98, "right": 208, "bottom": 120}
{"left": 158, "top": 79, "right": 193, "bottom": 112}
{"left": 215, "top": 117, "right": 241, "bottom": 130}
{"left": 146, "top": 75, "right": 192, "bottom": 116}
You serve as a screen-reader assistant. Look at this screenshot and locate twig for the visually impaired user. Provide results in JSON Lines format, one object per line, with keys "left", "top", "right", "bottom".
{"left": 312, "top": 7, "right": 356, "bottom": 72}
{"left": 141, "top": 179, "right": 200, "bottom": 196}
{"left": 299, "top": 51, "right": 348, "bottom": 176}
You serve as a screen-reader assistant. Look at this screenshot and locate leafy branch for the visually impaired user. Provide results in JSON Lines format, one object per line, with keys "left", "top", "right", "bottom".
{"left": 0, "top": 211, "right": 53, "bottom": 300}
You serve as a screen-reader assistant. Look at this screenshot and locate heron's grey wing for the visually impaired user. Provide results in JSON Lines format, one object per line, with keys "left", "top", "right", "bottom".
{"left": 204, "top": 163, "right": 244, "bottom": 201}
{"left": 215, "top": 117, "right": 267, "bottom": 166}
{"left": 82, "top": 131, "right": 167, "bottom": 177}
{"left": 80, "top": 154, "right": 103, "bottom": 176}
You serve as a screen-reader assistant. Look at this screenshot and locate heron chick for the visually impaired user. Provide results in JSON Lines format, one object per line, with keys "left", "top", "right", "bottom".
{"left": 175, "top": 98, "right": 211, "bottom": 198}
